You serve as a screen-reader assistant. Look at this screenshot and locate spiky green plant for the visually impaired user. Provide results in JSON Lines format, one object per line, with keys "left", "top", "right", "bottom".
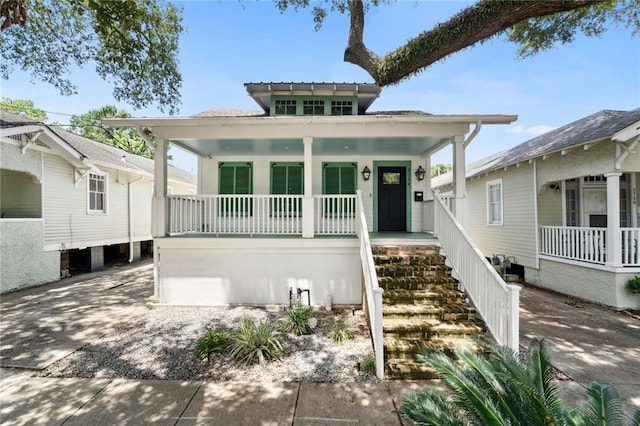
{"left": 228, "top": 316, "right": 285, "bottom": 366}
{"left": 399, "top": 338, "right": 639, "bottom": 426}
{"left": 194, "top": 326, "right": 229, "bottom": 362}
{"left": 281, "top": 303, "right": 314, "bottom": 336}
{"left": 359, "top": 353, "right": 376, "bottom": 376}
{"left": 329, "top": 319, "right": 353, "bottom": 344}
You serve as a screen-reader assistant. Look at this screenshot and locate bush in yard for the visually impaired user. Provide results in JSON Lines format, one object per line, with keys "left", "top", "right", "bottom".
{"left": 398, "top": 338, "right": 639, "bottom": 426}
{"left": 281, "top": 303, "right": 314, "bottom": 336}
{"left": 329, "top": 319, "right": 353, "bottom": 344}
{"left": 228, "top": 316, "right": 285, "bottom": 366}
{"left": 195, "top": 326, "right": 230, "bottom": 362}
{"left": 626, "top": 275, "right": 640, "bottom": 295}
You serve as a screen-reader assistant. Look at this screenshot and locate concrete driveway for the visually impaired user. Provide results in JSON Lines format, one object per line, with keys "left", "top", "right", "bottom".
{"left": 0, "top": 262, "right": 153, "bottom": 369}
{"left": 519, "top": 285, "right": 640, "bottom": 417}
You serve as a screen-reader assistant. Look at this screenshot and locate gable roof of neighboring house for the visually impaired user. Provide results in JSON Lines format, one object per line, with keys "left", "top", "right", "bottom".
{"left": 0, "top": 110, "right": 196, "bottom": 187}
{"left": 433, "top": 108, "right": 640, "bottom": 187}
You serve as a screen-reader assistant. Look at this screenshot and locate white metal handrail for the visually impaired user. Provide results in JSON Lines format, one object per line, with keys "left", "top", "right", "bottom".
{"left": 355, "top": 190, "right": 384, "bottom": 378}
{"left": 433, "top": 192, "right": 520, "bottom": 351}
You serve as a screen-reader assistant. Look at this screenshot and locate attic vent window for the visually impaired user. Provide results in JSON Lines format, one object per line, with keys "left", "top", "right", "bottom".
{"left": 275, "top": 99, "right": 297, "bottom": 116}
{"left": 303, "top": 100, "right": 324, "bottom": 115}
{"left": 331, "top": 100, "right": 353, "bottom": 115}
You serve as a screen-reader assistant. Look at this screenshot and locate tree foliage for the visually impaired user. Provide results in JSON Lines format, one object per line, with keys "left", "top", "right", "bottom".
{"left": 0, "top": 97, "right": 47, "bottom": 121}
{"left": 278, "top": 0, "right": 636, "bottom": 86}
{"left": 69, "top": 106, "right": 153, "bottom": 159}
{"left": 431, "top": 163, "right": 452, "bottom": 178}
{"left": 0, "top": 0, "right": 183, "bottom": 114}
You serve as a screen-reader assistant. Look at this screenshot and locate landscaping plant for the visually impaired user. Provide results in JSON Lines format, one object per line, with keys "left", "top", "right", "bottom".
{"left": 228, "top": 316, "right": 285, "bottom": 366}
{"left": 359, "top": 353, "right": 376, "bottom": 376}
{"left": 329, "top": 319, "right": 353, "bottom": 344}
{"left": 398, "top": 338, "right": 639, "bottom": 426}
{"left": 626, "top": 275, "right": 640, "bottom": 295}
{"left": 194, "top": 326, "right": 230, "bottom": 362}
{"left": 281, "top": 303, "right": 314, "bottom": 336}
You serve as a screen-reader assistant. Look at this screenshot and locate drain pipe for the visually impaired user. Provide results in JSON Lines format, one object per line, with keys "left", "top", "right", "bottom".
{"left": 463, "top": 120, "right": 482, "bottom": 149}
{"left": 128, "top": 174, "right": 145, "bottom": 262}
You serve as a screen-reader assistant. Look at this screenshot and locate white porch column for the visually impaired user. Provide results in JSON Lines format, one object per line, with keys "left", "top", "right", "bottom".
{"left": 453, "top": 135, "right": 468, "bottom": 229}
{"left": 152, "top": 138, "right": 169, "bottom": 237}
{"left": 605, "top": 171, "right": 622, "bottom": 267}
{"left": 302, "top": 136, "right": 314, "bottom": 238}
{"left": 423, "top": 153, "right": 434, "bottom": 232}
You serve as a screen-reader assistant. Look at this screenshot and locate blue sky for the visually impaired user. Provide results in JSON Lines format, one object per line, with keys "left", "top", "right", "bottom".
{"left": 3, "top": 1, "right": 639, "bottom": 173}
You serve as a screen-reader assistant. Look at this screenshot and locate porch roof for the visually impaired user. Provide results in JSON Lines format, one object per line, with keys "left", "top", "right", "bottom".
{"left": 104, "top": 113, "right": 517, "bottom": 159}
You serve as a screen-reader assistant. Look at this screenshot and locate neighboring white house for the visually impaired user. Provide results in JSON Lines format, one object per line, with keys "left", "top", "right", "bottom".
{"left": 0, "top": 110, "right": 196, "bottom": 293}
{"left": 433, "top": 108, "right": 640, "bottom": 309}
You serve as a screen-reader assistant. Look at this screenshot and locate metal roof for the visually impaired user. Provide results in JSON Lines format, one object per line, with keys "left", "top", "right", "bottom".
{"left": 244, "top": 82, "right": 381, "bottom": 114}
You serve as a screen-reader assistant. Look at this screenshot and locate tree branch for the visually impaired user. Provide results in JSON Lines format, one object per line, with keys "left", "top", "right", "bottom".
{"left": 343, "top": 0, "right": 379, "bottom": 75}
{"left": 345, "top": 0, "right": 604, "bottom": 86}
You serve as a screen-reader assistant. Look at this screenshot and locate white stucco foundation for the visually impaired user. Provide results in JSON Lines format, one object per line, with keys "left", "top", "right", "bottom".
{"left": 525, "top": 258, "right": 640, "bottom": 310}
{"left": 1, "top": 219, "right": 59, "bottom": 293}
{"left": 155, "top": 237, "right": 361, "bottom": 306}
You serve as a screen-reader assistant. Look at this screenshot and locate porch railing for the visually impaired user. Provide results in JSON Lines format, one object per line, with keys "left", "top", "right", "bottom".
{"left": 355, "top": 190, "right": 384, "bottom": 378}
{"left": 167, "top": 194, "right": 357, "bottom": 236}
{"left": 540, "top": 226, "right": 640, "bottom": 266}
{"left": 433, "top": 193, "right": 520, "bottom": 351}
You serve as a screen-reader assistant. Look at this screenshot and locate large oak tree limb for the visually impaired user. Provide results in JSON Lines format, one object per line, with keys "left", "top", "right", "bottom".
{"left": 345, "top": 0, "right": 604, "bottom": 86}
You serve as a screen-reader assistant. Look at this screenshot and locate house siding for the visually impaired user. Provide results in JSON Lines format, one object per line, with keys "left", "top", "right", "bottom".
{"left": 0, "top": 142, "right": 43, "bottom": 180}
{"left": 466, "top": 164, "right": 538, "bottom": 269}
{"left": 1, "top": 169, "right": 42, "bottom": 218}
{"left": 199, "top": 154, "right": 429, "bottom": 233}
{"left": 43, "top": 155, "right": 153, "bottom": 250}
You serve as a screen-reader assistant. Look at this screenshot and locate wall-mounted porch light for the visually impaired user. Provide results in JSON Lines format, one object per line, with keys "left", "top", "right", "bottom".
{"left": 361, "top": 166, "right": 371, "bottom": 181}
{"left": 415, "top": 165, "right": 426, "bottom": 181}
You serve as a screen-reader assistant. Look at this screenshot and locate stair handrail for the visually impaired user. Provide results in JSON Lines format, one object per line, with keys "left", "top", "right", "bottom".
{"left": 433, "top": 192, "right": 521, "bottom": 351}
{"left": 355, "top": 190, "right": 384, "bottom": 378}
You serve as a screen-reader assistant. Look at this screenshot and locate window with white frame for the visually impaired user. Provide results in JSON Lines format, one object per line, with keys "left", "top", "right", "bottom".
{"left": 88, "top": 173, "right": 107, "bottom": 213}
{"left": 487, "top": 179, "right": 503, "bottom": 225}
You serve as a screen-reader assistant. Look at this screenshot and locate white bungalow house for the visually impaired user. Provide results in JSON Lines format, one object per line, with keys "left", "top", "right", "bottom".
{"left": 105, "top": 82, "right": 523, "bottom": 378}
{"left": 433, "top": 108, "right": 640, "bottom": 310}
{"left": 0, "top": 110, "right": 196, "bottom": 293}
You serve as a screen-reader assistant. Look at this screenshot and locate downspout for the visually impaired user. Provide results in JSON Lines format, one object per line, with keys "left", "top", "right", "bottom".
{"left": 463, "top": 121, "right": 482, "bottom": 149}
{"left": 128, "top": 174, "right": 145, "bottom": 262}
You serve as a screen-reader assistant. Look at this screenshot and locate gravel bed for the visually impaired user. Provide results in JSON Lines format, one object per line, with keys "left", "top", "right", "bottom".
{"left": 39, "top": 305, "right": 378, "bottom": 382}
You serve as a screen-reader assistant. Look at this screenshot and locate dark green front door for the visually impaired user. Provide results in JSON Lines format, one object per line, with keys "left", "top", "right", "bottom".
{"left": 378, "top": 167, "right": 407, "bottom": 231}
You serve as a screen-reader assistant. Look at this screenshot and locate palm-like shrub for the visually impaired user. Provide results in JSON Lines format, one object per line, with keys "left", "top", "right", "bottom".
{"left": 281, "top": 303, "right": 314, "bottom": 336}
{"left": 228, "top": 316, "right": 285, "bottom": 365}
{"left": 329, "top": 319, "right": 353, "bottom": 343}
{"left": 359, "top": 353, "right": 376, "bottom": 376}
{"left": 399, "top": 338, "right": 638, "bottom": 426}
{"left": 195, "top": 326, "right": 230, "bottom": 362}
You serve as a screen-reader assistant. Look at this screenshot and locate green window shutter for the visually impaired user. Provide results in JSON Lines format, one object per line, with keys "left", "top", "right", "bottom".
{"left": 219, "top": 162, "right": 253, "bottom": 216}
{"left": 322, "top": 163, "right": 356, "bottom": 194}
{"left": 340, "top": 165, "right": 356, "bottom": 194}
{"left": 270, "top": 162, "right": 303, "bottom": 217}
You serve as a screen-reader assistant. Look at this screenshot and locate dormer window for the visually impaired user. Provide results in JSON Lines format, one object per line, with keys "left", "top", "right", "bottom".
{"left": 331, "top": 100, "right": 353, "bottom": 115}
{"left": 303, "top": 100, "right": 324, "bottom": 115}
{"left": 274, "top": 99, "right": 297, "bottom": 116}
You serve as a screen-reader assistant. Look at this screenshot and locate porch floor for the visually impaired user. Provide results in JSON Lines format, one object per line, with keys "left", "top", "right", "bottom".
{"left": 164, "top": 231, "right": 438, "bottom": 245}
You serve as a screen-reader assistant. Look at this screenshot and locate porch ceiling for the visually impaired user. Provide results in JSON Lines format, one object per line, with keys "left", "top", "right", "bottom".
{"left": 170, "top": 136, "right": 450, "bottom": 157}
{"left": 103, "top": 113, "right": 518, "bottom": 158}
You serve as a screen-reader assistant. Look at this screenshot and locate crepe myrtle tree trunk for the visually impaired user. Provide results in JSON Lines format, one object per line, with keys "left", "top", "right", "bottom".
{"left": 344, "top": 0, "right": 604, "bottom": 86}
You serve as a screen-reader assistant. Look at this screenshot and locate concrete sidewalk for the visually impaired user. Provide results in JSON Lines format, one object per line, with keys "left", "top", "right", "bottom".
{"left": 1, "top": 263, "right": 639, "bottom": 424}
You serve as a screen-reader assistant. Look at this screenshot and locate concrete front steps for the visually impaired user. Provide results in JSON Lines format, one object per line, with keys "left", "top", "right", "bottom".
{"left": 373, "top": 245, "right": 485, "bottom": 379}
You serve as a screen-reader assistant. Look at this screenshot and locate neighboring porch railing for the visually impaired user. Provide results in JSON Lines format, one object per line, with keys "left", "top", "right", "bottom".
{"left": 540, "top": 226, "right": 640, "bottom": 266}
{"left": 433, "top": 193, "right": 520, "bottom": 351}
{"left": 355, "top": 190, "right": 384, "bottom": 378}
{"left": 167, "top": 194, "right": 357, "bottom": 236}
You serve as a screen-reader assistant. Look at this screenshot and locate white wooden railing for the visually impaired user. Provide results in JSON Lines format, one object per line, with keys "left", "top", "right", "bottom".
{"left": 313, "top": 195, "right": 356, "bottom": 235}
{"left": 622, "top": 228, "right": 640, "bottom": 266}
{"left": 355, "top": 190, "right": 384, "bottom": 378}
{"left": 168, "top": 194, "right": 357, "bottom": 236}
{"left": 433, "top": 193, "right": 520, "bottom": 351}
{"left": 540, "top": 226, "right": 640, "bottom": 266}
